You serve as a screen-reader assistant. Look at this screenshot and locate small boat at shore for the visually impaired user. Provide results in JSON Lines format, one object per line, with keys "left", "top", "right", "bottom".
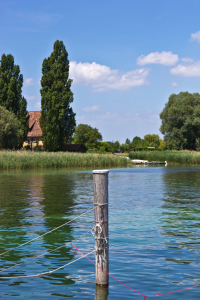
{"left": 131, "top": 159, "right": 149, "bottom": 164}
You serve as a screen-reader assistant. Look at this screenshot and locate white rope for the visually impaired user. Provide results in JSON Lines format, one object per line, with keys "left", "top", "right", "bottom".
{"left": 0, "top": 249, "right": 95, "bottom": 279}
{"left": 0, "top": 227, "right": 94, "bottom": 274}
{"left": 0, "top": 207, "right": 94, "bottom": 257}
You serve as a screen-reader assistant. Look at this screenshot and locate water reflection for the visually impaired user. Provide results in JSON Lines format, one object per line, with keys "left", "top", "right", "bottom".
{"left": 161, "top": 167, "right": 200, "bottom": 269}
{"left": 0, "top": 170, "right": 31, "bottom": 264}
{"left": 95, "top": 285, "right": 109, "bottom": 300}
{"left": 0, "top": 169, "right": 80, "bottom": 291}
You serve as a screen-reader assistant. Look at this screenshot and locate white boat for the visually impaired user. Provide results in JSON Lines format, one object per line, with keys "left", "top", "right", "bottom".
{"left": 130, "top": 159, "right": 149, "bottom": 164}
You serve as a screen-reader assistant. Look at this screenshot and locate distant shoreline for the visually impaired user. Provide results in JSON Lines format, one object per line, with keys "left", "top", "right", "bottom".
{"left": 129, "top": 150, "right": 200, "bottom": 164}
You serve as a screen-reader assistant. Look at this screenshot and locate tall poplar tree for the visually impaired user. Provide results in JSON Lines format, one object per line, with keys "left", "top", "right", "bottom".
{"left": 0, "top": 54, "right": 29, "bottom": 144}
{"left": 40, "top": 40, "right": 76, "bottom": 151}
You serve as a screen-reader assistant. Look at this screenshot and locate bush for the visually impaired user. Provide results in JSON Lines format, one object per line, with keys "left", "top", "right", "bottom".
{"left": 0, "top": 106, "right": 23, "bottom": 149}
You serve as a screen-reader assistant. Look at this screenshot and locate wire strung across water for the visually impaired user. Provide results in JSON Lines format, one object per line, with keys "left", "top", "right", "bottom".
{"left": 2, "top": 204, "right": 198, "bottom": 297}
{"left": 0, "top": 227, "right": 94, "bottom": 274}
{"left": 0, "top": 207, "right": 94, "bottom": 257}
{"left": 72, "top": 244, "right": 200, "bottom": 299}
{"left": 0, "top": 249, "right": 95, "bottom": 279}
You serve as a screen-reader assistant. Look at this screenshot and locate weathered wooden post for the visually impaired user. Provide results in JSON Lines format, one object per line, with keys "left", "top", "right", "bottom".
{"left": 93, "top": 170, "right": 109, "bottom": 286}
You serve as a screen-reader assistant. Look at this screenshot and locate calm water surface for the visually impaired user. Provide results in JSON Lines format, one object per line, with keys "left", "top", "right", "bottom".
{"left": 0, "top": 166, "right": 200, "bottom": 299}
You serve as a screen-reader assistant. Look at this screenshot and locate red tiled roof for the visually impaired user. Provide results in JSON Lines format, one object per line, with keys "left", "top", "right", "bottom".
{"left": 27, "top": 111, "right": 42, "bottom": 138}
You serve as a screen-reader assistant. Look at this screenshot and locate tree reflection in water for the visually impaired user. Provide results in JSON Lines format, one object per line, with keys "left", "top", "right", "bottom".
{"left": 161, "top": 167, "right": 200, "bottom": 269}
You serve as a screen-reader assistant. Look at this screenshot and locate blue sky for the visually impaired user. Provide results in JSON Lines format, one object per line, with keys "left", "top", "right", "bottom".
{"left": 1, "top": 0, "right": 200, "bottom": 143}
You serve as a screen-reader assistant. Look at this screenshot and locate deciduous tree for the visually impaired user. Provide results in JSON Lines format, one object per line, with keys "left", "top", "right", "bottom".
{"left": 73, "top": 124, "right": 102, "bottom": 148}
{"left": 125, "top": 138, "right": 130, "bottom": 144}
{"left": 40, "top": 40, "right": 76, "bottom": 151}
{"left": 130, "top": 136, "right": 147, "bottom": 148}
{"left": 144, "top": 134, "right": 160, "bottom": 148}
{"left": 160, "top": 92, "right": 200, "bottom": 150}
{"left": 0, "top": 54, "right": 29, "bottom": 143}
{"left": 0, "top": 106, "right": 23, "bottom": 149}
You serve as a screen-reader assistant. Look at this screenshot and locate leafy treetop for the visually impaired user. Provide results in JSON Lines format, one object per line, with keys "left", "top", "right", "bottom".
{"left": 0, "top": 106, "right": 23, "bottom": 149}
{"left": 160, "top": 92, "right": 200, "bottom": 150}
{"left": 73, "top": 124, "right": 102, "bottom": 149}
{"left": 0, "top": 54, "right": 28, "bottom": 143}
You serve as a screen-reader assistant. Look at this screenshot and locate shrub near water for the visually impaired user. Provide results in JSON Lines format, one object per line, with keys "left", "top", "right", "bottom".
{"left": 129, "top": 150, "right": 200, "bottom": 164}
{"left": 0, "top": 151, "right": 127, "bottom": 169}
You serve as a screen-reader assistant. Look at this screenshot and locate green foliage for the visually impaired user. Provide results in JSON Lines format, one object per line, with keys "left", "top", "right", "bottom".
{"left": 129, "top": 150, "right": 200, "bottom": 164}
{"left": 159, "top": 139, "right": 167, "bottom": 150}
{"left": 0, "top": 151, "right": 127, "bottom": 169}
{"left": 40, "top": 40, "right": 76, "bottom": 151}
{"left": 97, "top": 142, "right": 112, "bottom": 152}
{"left": 113, "top": 140, "right": 120, "bottom": 150}
{"left": 160, "top": 92, "right": 200, "bottom": 150}
{"left": 73, "top": 124, "right": 102, "bottom": 148}
{"left": 18, "top": 96, "right": 29, "bottom": 146}
{"left": 0, "top": 54, "right": 28, "bottom": 143}
{"left": 99, "top": 146, "right": 105, "bottom": 152}
{"left": 130, "top": 136, "right": 147, "bottom": 149}
{"left": 120, "top": 143, "right": 130, "bottom": 152}
{"left": 144, "top": 134, "right": 160, "bottom": 148}
{"left": 0, "top": 106, "right": 23, "bottom": 149}
{"left": 125, "top": 138, "right": 130, "bottom": 144}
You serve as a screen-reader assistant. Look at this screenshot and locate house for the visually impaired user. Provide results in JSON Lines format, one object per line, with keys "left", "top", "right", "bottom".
{"left": 23, "top": 111, "right": 43, "bottom": 148}
{"left": 23, "top": 111, "right": 84, "bottom": 152}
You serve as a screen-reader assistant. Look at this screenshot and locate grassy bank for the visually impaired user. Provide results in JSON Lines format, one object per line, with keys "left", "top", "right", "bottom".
{"left": 0, "top": 150, "right": 127, "bottom": 169}
{"left": 129, "top": 150, "right": 200, "bottom": 164}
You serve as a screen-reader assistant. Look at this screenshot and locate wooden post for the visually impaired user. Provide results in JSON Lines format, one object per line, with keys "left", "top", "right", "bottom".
{"left": 93, "top": 170, "right": 109, "bottom": 286}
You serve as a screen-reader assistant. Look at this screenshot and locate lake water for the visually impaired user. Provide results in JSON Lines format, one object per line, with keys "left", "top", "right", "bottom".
{"left": 1, "top": 165, "right": 200, "bottom": 299}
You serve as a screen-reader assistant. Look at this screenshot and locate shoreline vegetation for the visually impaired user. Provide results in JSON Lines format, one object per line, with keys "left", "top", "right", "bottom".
{"left": 0, "top": 151, "right": 127, "bottom": 170}
{"left": 129, "top": 150, "right": 200, "bottom": 164}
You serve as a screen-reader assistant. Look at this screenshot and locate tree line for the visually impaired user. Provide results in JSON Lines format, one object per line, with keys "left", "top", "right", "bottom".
{"left": 1, "top": 40, "right": 200, "bottom": 151}
{"left": 72, "top": 125, "right": 166, "bottom": 153}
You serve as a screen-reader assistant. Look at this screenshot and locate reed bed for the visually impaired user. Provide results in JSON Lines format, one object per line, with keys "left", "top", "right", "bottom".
{"left": 0, "top": 150, "right": 127, "bottom": 169}
{"left": 129, "top": 150, "right": 200, "bottom": 164}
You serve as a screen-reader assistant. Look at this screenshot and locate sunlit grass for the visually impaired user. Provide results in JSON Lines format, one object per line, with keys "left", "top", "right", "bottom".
{"left": 129, "top": 150, "right": 200, "bottom": 164}
{"left": 0, "top": 150, "right": 127, "bottom": 169}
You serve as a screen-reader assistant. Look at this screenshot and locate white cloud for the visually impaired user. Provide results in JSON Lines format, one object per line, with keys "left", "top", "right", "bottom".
{"left": 190, "top": 30, "right": 200, "bottom": 43}
{"left": 34, "top": 102, "right": 41, "bottom": 109}
{"left": 170, "top": 61, "right": 200, "bottom": 76}
{"left": 137, "top": 51, "right": 179, "bottom": 66}
{"left": 82, "top": 105, "right": 100, "bottom": 112}
{"left": 24, "top": 78, "right": 36, "bottom": 87}
{"left": 24, "top": 95, "right": 36, "bottom": 101}
{"left": 172, "top": 82, "right": 178, "bottom": 87}
{"left": 181, "top": 57, "right": 194, "bottom": 63}
{"left": 69, "top": 61, "right": 149, "bottom": 92}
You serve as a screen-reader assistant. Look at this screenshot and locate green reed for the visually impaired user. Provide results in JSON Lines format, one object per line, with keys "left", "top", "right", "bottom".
{"left": 129, "top": 150, "right": 200, "bottom": 164}
{"left": 0, "top": 150, "right": 127, "bottom": 169}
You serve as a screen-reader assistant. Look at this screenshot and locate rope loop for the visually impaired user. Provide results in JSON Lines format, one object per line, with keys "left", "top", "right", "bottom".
{"left": 91, "top": 224, "right": 102, "bottom": 236}
{"left": 94, "top": 203, "right": 108, "bottom": 207}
